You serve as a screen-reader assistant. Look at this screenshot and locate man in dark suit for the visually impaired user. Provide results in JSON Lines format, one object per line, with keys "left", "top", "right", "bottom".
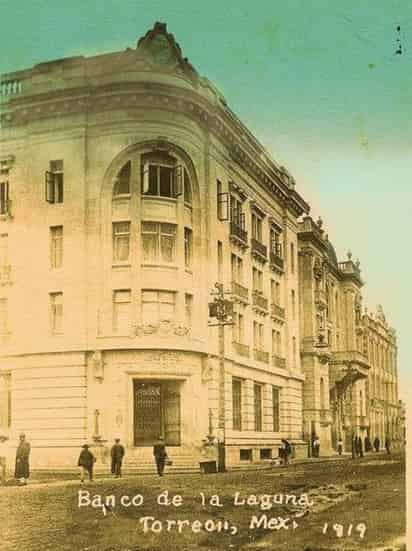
{"left": 111, "top": 438, "right": 125, "bottom": 478}
{"left": 153, "top": 436, "right": 167, "bottom": 476}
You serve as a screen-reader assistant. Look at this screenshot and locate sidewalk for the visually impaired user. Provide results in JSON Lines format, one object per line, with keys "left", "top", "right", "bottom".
{"left": 1, "top": 451, "right": 396, "bottom": 489}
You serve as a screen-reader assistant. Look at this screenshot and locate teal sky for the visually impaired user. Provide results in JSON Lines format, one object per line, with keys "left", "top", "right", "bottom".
{"left": 1, "top": 1, "right": 411, "bottom": 396}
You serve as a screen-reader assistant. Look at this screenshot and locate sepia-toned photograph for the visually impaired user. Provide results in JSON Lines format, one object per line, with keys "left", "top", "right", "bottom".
{"left": 0, "top": 2, "right": 408, "bottom": 550}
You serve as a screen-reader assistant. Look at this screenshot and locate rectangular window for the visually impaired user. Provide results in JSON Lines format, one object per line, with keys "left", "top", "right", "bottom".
{"left": 141, "top": 290, "right": 176, "bottom": 323}
{"left": 230, "top": 196, "right": 244, "bottom": 228}
{"left": 254, "top": 383, "right": 262, "bottom": 432}
{"left": 185, "top": 293, "right": 193, "bottom": 327}
{"left": 291, "top": 289, "right": 296, "bottom": 319}
{"left": 231, "top": 254, "right": 243, "bottom": 283}
{"left": 290, "top": 243, "right": 295, "bottom": 273}
{"left": 217, "top": 180, "right": 229, "bottom": 220}
{"left": 0, "top": 234, "right": 8, "bottom": 266}
{"left": 184, "top": 227, "right": 193, "bottom": 269}
{"left": 232, "top": 378, "right": 242, "bottom": 431}
{"left": 50, "top": 292, "right": 63, "bottom": 334}
{"left": 252, "top": 213, "right": 263, "bottom": 242}
{"left": 113, "top": 222, "right": 130, "bottom": 263}
{"left": 217, "top": 241, "right": 223, "bottom": 282}
{"left": 141, "top": 222, "right": 176, "bottom": 265}
{"left": 252, "top": 267, "right": 263, "bottom": 292}
{"left": 272, "top": 329, "right": 281, "bottom": 356}
{"left": 113, "top": 290, "right": 131, "bottom": 334}
{"left": 0, "top": 181, "right": 10, "bottom": 215}
{"left": 253, "top": 321, "right": 264, "bottom": 350}
{"left": 50, "top": 226, "right": 63, "bottom": 269}
{"left": 0, "top": 298, "right": 8, "bottom": 334}
{"left": 46, "top": 160, "right": 64, "bottom": 203}
{"left": 0, "top": 373, "right": 11, "bottom": 430}
{"left": 270, "top": 227, "right": 282, "bottom": 257}
{"left": 272, "top": 387, "right": 280, "bottom": 432}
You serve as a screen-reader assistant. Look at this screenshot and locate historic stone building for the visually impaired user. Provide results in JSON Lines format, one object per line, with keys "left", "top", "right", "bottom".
{"left": 297, "top": 216, "right": 401, "bottom": 454}
{"left": 0, "top": 23, "right": 310, "bottom": 470}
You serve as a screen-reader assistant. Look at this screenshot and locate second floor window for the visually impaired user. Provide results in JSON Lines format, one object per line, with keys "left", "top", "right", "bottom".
{"left": 270, "top": 279, "right": 281, "bottom": 305}
{"left": 141, "top": 290, "right": 176, "bottom": 323}
{"left": 253, "top": 321, "right": 264, "bottom": 351}
{"left": 50, "top": 292, "right": 63, "bottom": 334}
{"left": 184, "top": 227, "right": 193, "bottom": 269}
{"left": 231, "top": 254, "right": 243, "bottom": 283}
{"left": 113, "top": 222, "right": 130, "bottom": 263}
{"left": 113, "top": 290, "right": 131, "bottom": 334}
{"left": 0, "top": 181, "right": 10, "bottom": 215}
{"left": 50, "top": 226, "right": 63, "bottom": 269}
{"left": 272, "top": 329, "right": 282, "bottom": 356}
{"left": 46, "top": 160, "right": 64, "bottom": 204}
{"left": 141, "top": 222, "right": 176, "bottom": 265}
{"left": 230, "top": 195, "right": 244, "bottom": 228}
{"left": 233, "top": 312, "right": 245, "bottom": 343}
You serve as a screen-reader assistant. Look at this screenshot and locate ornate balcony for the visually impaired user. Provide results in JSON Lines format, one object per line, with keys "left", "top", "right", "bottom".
{"left": 251, "top": 238, "right": 267, "bottom": 262}
{"left": 252, "top": 291, "right": 268, "bottom": 313}
{"left": 269, "top": 251, "right": 284, "bottom": 272}
{"left": 230, "top": 221, "right": 248, "bottom": 247}
{"left": 329, "top": 350, "right": 370, "bottom": 390}
{"left": 271, "top": 303, "right": 285, "bottom": 321}
{"left": 272, "top": 355, "right": 286, "bottom": 369}
{"left": 254, "top": 349, "right": 269, "bottom": 363}
{"left": 233, "top": 341, "right": 249, "bottom": 358}
{"left": 231, "top": 280, "right": 249, "bottom": 302}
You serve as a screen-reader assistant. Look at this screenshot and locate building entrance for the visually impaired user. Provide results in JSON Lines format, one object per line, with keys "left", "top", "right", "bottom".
{"left": 133, "top": 380, "right": 181, "bottom": 446}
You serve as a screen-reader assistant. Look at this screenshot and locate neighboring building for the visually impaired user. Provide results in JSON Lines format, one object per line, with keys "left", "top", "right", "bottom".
{"left": 298, "top": 216, "right": 401, "bottom": 455}
{"left": 0, "top": 23, "right": 309, "bottom": 469}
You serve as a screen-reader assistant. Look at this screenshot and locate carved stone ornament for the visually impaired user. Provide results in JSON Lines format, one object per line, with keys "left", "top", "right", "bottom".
{"left": 92, "top": 351, "right": 104, "bottom": 382}
{"left": 135, "top": 321, "right": 189, "bottom": 337}
{"left": 313, "top": 257, "right": 323, "bottom": 280}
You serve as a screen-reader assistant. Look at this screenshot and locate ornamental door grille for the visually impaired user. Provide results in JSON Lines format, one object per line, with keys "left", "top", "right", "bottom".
{"left": 133, "top": 381, "right": 181, "bottom": 446}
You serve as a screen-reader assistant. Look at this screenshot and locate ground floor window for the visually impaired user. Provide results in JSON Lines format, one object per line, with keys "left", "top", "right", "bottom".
{"left": 133, "top": 380, "right": 181, "bottom": 446}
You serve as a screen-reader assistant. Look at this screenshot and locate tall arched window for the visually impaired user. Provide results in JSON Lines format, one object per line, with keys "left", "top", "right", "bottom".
{"left": 113, "top": 161, "right": 131, "bottom": 196}
{"left": 141, "top": 152, "right": 192, "bottom": 202}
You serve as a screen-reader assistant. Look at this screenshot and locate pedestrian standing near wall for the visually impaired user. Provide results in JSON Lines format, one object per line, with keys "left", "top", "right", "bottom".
{"left": 110, "top": 438, "right": 125, "bottom": 478}
{"left": 15, "top": 433, "right": 30, "bottom": 485}
{"left": 78, "top": 444, "right": 96, "bottom": 483}
{"left": 385, "top": 436, "right": 391, "bottom": 455}
{"left": 313, "top": 436, "right": 320, "bottom": 458}
{"left": 153, "top": 436, "right": 167, "bottom": 476}
{"left": 337, "top": 436, "right": 343, "bottom": 456}
{"left": 0, "top": 435, "right": 9, "bottom": 484}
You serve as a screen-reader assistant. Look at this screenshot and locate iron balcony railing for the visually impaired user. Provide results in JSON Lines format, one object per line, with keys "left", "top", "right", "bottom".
{"left": 271, "top": 303, "right": 285, "bottom": 320}
{"left": 269, "top": 251, "right": 284, "bottom": 271}
{"left": 252, "top": 291, "right": 268, "bottom": 311}
{"left": 254, "top": 349, "right": 269, "bottom": 363}
{"left": 233, "top": 341, "right": 250, "bottom": 358}
{"left": 251, "top": 238, "right": 267, "bottom": 260}
{"left": 272, "top": 355, "right": 286, "bottom": 369}
{"left": 231, "top": 280, "right": 249, "bottom": 301}
{"left": 230, "top": 221, "right": 248, "bottom": 244}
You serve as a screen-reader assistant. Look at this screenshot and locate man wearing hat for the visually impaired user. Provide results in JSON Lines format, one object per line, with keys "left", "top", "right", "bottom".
{"left": 15, "top": 433, "right": 30, "bottom": 485}
{"left": 77, "top": 444, "right": 96, "bottom": 483}
{"left": 110, "top": 438, "right": 125, "bottom": 478}
{"left": 153, "top": 436, "right": 168, "bottom": 476}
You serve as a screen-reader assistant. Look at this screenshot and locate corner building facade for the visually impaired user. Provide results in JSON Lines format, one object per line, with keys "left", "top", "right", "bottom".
{"left": 0, "top": 23, "right": 309, "bottom": 469}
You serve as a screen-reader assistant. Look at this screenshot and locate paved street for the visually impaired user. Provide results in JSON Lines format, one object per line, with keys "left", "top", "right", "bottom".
{"left": 1, "top": 453, "right": 405, "bottom": 551}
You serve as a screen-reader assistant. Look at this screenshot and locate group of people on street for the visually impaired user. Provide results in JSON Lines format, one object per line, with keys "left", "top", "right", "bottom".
{"left": 0, "top": 433, "right": 169, "bottom": 485}
{"left": 348, "top": 434, "right": 392, "bottom": 459}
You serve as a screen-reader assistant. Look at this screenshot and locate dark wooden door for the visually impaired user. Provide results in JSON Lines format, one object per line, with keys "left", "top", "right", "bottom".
{"left": 134, "top": 382, "right": 162, "bottom": 446}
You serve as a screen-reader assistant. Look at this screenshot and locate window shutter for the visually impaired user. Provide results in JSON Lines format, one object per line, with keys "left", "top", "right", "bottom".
{"left": 45, "top": 171, "right": 55, "bottom": 203}
{"left": 173, "top": 165, "right": 183, "bottom": 197}
{"left": 142, "top": 164, "right": 150, "bottom": 194}
{"left": 217, "top": 192, "right": 229, "bottom": 220}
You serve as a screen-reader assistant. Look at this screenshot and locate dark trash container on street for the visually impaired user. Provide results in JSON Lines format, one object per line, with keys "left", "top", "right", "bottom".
{"left": 199, "top": 460, "right": 217, "bottom": 474}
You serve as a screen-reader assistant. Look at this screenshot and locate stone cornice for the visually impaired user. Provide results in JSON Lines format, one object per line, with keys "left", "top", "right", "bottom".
{"left": 0, "top": 80, "right": 309, "bottom": 218}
